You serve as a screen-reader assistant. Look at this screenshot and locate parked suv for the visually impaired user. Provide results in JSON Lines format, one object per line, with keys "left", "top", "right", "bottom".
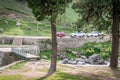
{"left": 70, "top": 32, "right": 86, "bottom": 37}
{"left": 87, "top": 31, "right": 101, "bottom": 37}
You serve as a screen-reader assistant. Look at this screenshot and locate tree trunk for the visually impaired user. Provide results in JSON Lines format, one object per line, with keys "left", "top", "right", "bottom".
{"left": 48, "top": 13, "right": 57, "bottom": 76}
{"left": 110, "top": 0, "right": 120, "bottom": 68}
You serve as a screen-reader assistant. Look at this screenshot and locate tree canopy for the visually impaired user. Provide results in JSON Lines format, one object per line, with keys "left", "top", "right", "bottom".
{"left": 72, "top": 0, "right": 113, "bottom": 32}
{"left": 73, "top": 0, "right": 120, "bottom": 68}
{"left": 26, "top": 0, "right": 72, "bottom": 21}
{"left": 26, "top": 0, "right": 72, "bottom": 75}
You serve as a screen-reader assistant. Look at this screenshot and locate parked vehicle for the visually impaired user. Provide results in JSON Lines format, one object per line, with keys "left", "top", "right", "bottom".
{"left": 87, "top": 31, "right": 101, "bottom": 37}
{"left": 56, "top": 32, "right": 65, "bottom": 37}
{"left": 70, "top": 32, "right": 86, "bottom": 37}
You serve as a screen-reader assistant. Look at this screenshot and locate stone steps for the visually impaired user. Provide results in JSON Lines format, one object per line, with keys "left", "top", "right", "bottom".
{"left": 12, "top": 37, "right": 23, "bottom": 46}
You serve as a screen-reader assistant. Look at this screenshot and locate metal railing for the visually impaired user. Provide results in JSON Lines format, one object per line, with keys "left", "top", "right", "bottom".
{"left": 11, "top": 45, "right": 40, "bottom": 58}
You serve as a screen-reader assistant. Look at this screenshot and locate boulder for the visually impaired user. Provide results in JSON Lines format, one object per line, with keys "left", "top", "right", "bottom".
{"left": 75, "top": 56, "right": 87, "bottom": 62}
{"left": 61, "top": 58, "right": 69, "bottom": 64}
{"left": 57, "top": 53, "right": 67, "bottom": 60}
{"left": 77, "top": 61, "right": 85, "bottom": 65}
{"left": 27, "top": 26, "right": 32, "bottom": 30}
{"left": 0, "top": 28, "right": 3, "bottom": 33}
{"left": 68, "top": 60, "right": 77, "bottom": 65}
{"left": 87, "top": 54, "right": 104, "bottom": 64}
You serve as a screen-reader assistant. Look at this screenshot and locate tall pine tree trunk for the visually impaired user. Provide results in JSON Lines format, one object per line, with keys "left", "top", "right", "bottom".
{"left": 48, "top": 13, "right": 57, "bottom": 76}
{"left": 110, "top": 0, "right": 119, "bottom": 68}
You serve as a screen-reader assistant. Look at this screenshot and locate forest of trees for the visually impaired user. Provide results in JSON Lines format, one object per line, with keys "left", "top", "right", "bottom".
{"left": 26, "top": 0, "right": 120, "bottom": 76}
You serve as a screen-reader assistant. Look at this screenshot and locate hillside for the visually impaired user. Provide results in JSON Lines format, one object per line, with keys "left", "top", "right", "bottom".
{"left": 0, "top": 0, "right": 78, "bottom": 36}
{"left": 0, "top": 0, "right": 32, "bottom": 18}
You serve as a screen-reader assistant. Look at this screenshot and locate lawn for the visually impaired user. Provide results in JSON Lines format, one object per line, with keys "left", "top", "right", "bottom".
{"left": 0, "top": 0, "right": 31, "bottom": 15}
{"left": 0, "top": 61, "right": 120, "bottom": 80}
{"left": 0, "top": 18, "right": 76, "bottom": 36}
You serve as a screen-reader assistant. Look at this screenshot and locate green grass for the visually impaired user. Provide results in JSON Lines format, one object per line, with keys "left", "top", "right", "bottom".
{"left": 0, "top": 0, "right": 78, "bottom": 36}
{"left": 38, "top": 71, "right": 92, "bottom": 80}
{"left": 0, "top": 0, "right": 31, "bottom": 15}
{"left": 0, "top": 18, "right": 76, "bottom": 36}
{"left": 39, "top": 50, "right": 51, "bottom": 60}
{"left": 0, "top": 75, "right": 22, "bottom": 80}
{"left": 0, "top": 71, "right": 92, "bottom": 80}
{"left": 0, "top": 75, "right": 36, "bottom": 80}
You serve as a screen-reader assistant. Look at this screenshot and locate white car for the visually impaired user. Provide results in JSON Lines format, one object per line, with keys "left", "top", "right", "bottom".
{"left": 70, "top": 32, "right": 86, "bottom": 37}
{"left": 87, "top": 31, "right": 101, "bottom": 37}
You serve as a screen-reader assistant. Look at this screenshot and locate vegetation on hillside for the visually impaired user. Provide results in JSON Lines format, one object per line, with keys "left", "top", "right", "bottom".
{"left": 39, "top": 41, "right": 112, "bottom": 60}
{"left": 0, "top": 0, "right": 31, "bottom": 15}
{"left": 0, "top": 18, "right": 76, "bottom": 36}
{"left": 73, "top": 41, "right": 111, "bottom": 60}
{"left": 0, "top": 0, "right": 79, "bottom": 36}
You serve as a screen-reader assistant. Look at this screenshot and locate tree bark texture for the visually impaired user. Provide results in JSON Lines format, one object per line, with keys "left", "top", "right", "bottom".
{"left": 48, "top": 13, "right": 57, "bottom": 76}
{"left": 110, "top": 0, "right": 120, "bottom": 68}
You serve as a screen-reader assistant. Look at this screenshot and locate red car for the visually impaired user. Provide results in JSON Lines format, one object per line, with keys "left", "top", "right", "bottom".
{"left": 56, "top": 32, "right": 65, "bottom": 37}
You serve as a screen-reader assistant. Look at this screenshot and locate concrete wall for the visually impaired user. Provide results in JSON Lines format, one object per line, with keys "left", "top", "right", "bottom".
{"left": 0, "top": 51, "right": 21, "bottom": 66}
{"left": 0, "top": 36, "right": 110, "bottom": 50}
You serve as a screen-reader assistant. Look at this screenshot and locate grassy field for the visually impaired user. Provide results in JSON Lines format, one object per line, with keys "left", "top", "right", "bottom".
{"left": 0, "top": 72, "right": 91, "bottom": 80}
{"left": 0, "top": 0, "right": 31, "bottom": 15}
{"left": 38, "top": 71, "right": 91, "bottom": 80}
{"left": 0, "top": 0, "right": 78, "bottom": 36}
{"left": 0, "top": 61, "right": 120, "bottom": 80}
{"left": 0, "top": 18, "right": 76, "bottom": 36}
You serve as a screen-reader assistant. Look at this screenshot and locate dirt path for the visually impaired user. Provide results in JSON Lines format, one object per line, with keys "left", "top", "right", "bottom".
{"left": 0, "top": 60, "right": 120, "bottom": 80}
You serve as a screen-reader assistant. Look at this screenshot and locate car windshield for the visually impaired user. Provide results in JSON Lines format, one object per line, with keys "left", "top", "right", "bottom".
{"left": 78, "top": 32, "right": 84, "bottom": 33}
{"left": 91, "top": 31, "right": 99, "bottom": 33}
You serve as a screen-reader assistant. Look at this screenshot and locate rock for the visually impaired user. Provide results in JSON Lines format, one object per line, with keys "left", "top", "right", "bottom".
{"left": 81, "top": 56, "right": 87, "bottom": 59}
{"left": 16, "top": 21, "right": 21, "bottom": 27}
{"left": 87, "top": 54, "right": 104, "bottom": 64}
{"left": 68, "top": 60, "right": 77, "bottom": 65}
{"left": 71, "top": 51, "right": 81, "bottom": 57}
{"left": 71, "top": 51, "right": 78, "bottom": 55}
{"left": 76, "top": 56, "right": 87, "bottom": 62}
{"left": 77, "top": 61, "right": 85, "bottom": 65}
{"left": 8, "top": 14, "right": 16, "bottom": 19}
{"left": 58, "top": 54, "right": 67, "bottom": 60}
{"left": 27, "top": 26, "right": 32, "bottom": 30}
{"left": 61, "top": 58, "right": 69, "bottom": 64}
{"left": 0, "top": 28, "right": 3, "bottom": 33}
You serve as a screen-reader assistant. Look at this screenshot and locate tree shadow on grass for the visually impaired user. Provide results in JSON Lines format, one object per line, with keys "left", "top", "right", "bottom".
{"left": 36, "top": 66, "right": 120, "bottom": 80}
{"left": 36, "top": 71, "right": 92, "bottom": 80}
{"left": 36, "top": 75, "right": 48, "bottom": 80}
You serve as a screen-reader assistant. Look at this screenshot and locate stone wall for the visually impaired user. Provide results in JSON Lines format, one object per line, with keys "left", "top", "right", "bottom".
{"left": 0, "top": 36, "right": 13, "bottom": 44}
{"left": 0, "top": 51, "right": 4, "bottom": 65}
{"left": 57, "top": 36, "right": 109, "bottom": 50}
{"left": 0, "top": 36, "right": 110, "bottom": 50}
{"left": 0, "top": 51, "right": 21, "bottom": 66}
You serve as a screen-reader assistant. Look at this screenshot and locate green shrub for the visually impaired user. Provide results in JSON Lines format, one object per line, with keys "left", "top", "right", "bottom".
{"left": 39, "top": 41, "right": 112, "bottom": 60}
{"left": 79, "top": 41, "right": 111, "bottom": 59}
{"left": 65, "top": 41, "right": 111, "bottom": 60}
{"left": 65, "top": 49, "right": 77, "bottom": 59}
{"left": 39, "top": 50, "right": 51, "bottom": 60}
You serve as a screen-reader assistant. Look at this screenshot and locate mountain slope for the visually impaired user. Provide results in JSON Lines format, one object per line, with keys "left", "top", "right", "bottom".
{"left": 0, "top": 0, "right": 32, "bottom": 19}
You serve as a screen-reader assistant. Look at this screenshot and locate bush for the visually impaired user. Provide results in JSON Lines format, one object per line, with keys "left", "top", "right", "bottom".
{"left": 66, "top": 49, "right": 76, "bottom": 59}
{"left": 65, "top": 41, "right": 111, "bottom": 60}
{"left": 79, "top": 41, "right": 111, "bottom": 60}
{"left": 39, "top": 41, "right": 112, "bottom": 60}
{"left": 39, "top": 50, "right": 51, "bottom": 60}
